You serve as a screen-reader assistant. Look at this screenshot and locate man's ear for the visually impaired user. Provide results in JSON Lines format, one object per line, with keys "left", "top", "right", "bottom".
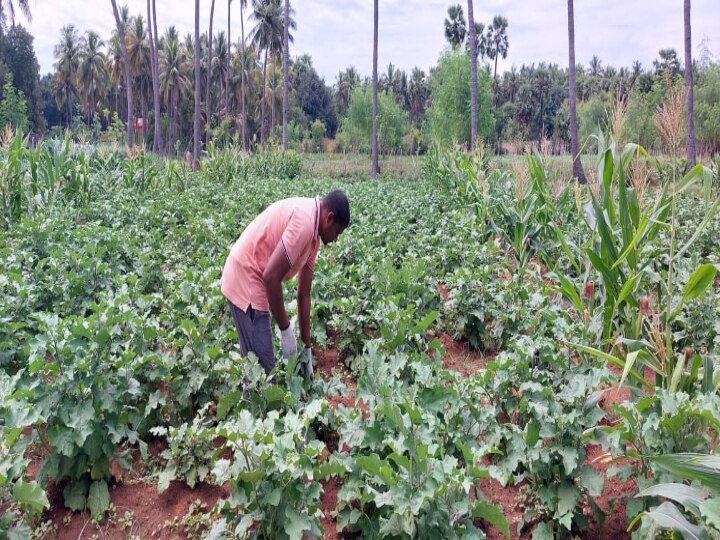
{"left": 326, "top": 211, "right": 335, "bottom": 225}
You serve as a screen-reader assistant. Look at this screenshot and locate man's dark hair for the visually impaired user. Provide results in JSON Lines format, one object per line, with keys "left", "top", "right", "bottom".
{"left": 323, "top": 190, "right": 350, "bottom": 229}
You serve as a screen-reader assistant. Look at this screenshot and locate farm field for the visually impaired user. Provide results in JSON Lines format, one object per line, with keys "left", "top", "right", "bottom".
{"left": 2, "top": 139, "right": 720, "bottom": 540}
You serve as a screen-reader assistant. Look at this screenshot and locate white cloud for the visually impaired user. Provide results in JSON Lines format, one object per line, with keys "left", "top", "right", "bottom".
{"left": 23, "top": 0, "right": 720, "bottom": 83}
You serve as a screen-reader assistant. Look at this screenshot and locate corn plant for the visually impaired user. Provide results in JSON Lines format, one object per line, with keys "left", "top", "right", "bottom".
{"left": 630, "top": 453, "right": 720, "bottom": 539}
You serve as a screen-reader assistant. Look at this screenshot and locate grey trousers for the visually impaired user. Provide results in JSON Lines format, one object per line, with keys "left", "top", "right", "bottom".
{"left": 227, "top": 300, "right": 276, "bottom": 374}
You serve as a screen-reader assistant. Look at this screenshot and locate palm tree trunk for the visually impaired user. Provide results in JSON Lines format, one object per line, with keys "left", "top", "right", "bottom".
{"left": 684, "top": 0, "right": 696, "bottom": 167}
{"left": 261, "top": 46, "right": 268, "bottom": 146}
{"left": 467, "top": 0, "right": 477, "bottom": 150}
{"left": 240, "top": 0, "right": 246, "bottom": 150}
{"left": 226, "top": 0, "right": 231, "bottom": 115}
{"left": 282, "top": 0, "right": 289, "bottom": 149}
{"left": 150, "top": 0, "right": 162, "bottom": 153}
{"left": 567, "top": 0, "right": 586, "bottom": 183}
{"left": 271, "top": 52, "right": 276, "bottom": 137}
{"left": 141, "top": 78, "right": 148, "bottom": 140}
{"left": 206, "top": 0, "right": 216, "bottom": 145}
{"left": 193, "top": 0, "right": 201, "bottom": 167}
{"left": 371, "top": 0, "right": 379, "bottom": 178}
{"left": 111, "top": 0, "right": 134, "bottom": 147}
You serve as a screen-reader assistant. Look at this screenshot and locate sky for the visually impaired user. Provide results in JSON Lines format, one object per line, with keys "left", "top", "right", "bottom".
{"left": 21, "top": 0, "right": 720, "bottom": 85}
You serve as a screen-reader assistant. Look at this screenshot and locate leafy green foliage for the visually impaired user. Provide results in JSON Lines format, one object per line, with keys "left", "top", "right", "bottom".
{"left": 336, "top": 85, "right": 410, "bottom": 154}
{"left": 425, "top": 50, "right": 494, "bottom": 148}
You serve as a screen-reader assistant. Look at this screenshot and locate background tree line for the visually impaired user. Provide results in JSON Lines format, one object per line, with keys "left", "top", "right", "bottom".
{"left": 0, "top": 0, "right": 719, "bottom": 157}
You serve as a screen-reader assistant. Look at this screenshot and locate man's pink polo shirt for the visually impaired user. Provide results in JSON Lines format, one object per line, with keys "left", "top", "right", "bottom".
{"left": 221, "top": 196, "right": 320, "bottom": 312}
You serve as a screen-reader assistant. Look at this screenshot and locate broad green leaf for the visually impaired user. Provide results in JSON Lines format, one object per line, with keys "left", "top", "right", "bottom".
{"left": 88, "top": 480, "right": 110, "bottom": 520}
{"left": 314, "top": 461, "right": 347, "bottom": 480}
{"left": 12, "top": 481, "right": 49, "bottom": 514}
{"left": 284, "top": 507, "right": 310, "bottom": 540}
{"left": 217, "top": 390, "right": 244, "bottom": 420}
{"left": 63, "top": 478, "right": 88, "bottom": 511}
{"left": 637, "top": 483, "right": 706, "bottom": 515}
{"left": 649, "top": 454, "right": 720, "bottom": 492}
{"left": 557, "top": 481, "right": 581, "bottom": 521}
{"left": 642, "top": 501, "right": 707, "bottom": 540}
{"left": 157, "top": 467, "right": 176, "bottom": 494}
{"left": 579, "top": 465, "right": 605, "bottom": 498}
{"left": 699, "top": 498, "right": 720, "bottom": 531}
{"left": 682, "top": 263, "right": 717, "bottom": 303}
{"left": 525, "top": 420, "right": 540, "bottom": 447}
{"left": 472, "top": 500, "right": 510, "bottom": 539}
{"left": 388, "top": 452, "right": 412, "bottom": 473}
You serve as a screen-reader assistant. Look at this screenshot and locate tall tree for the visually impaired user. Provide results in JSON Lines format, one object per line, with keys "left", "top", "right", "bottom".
{"left": 485, "top": 15, "right": 509, "bottom": 95}
{"left": 567, "top": 0, "right": 586, "bottom": 183}
{"left": 52, "top": 25, "right": 81, "bottom": 126}
{"left": 467, "top": 0, "right": 477, "bottom": 149}
{"left": 0, "top": 0, "right": 30, "bottom": 33}
{"left": 159, "top": 26, "right": 190, "bottom": 151}
{"left": 206, "top": 0, "right": 216, "bottom": 144}
{"left": 371, "top": 0, "right": 378, "bottom": 178}
{"left": 147, "top": 0, "right": 162, "bottom": 152}
{"left": 2, "top": 25, "right": 44, "bottom": 129}
{"left": 193, "top": 0, "right": 201, "bottom": 166}
{"left": 110, "top": 0, "right": 133, "bottom": 147}
{"left": 282, "top": 0, "right": 289, "bottom": 149}
{"left": 226, "top": 0, "right": 232, "bottom": 114}
{"left": 684, "top": 0, "right": 696, "bottom": 167}
{"left": 239, "top": 0, "right": 247, "bottom": 149}
{"left": 127, "top": 16, "right": 151, "bottom": 140}
{"left": 250, "top": 0, "right": 283, "bottom": 145}
{"left": 77, "top": 30, "right": 109, "bottom": 125}
{"left": 443, "top": 5, "right": 466, "bottom": 50}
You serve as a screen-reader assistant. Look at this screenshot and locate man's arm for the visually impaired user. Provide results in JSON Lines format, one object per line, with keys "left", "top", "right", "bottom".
{"left": 263, "top": 242, "right": 292, "bottom": 330}
{"left": 297, "top": 264, "right": 313, "bottom": 349}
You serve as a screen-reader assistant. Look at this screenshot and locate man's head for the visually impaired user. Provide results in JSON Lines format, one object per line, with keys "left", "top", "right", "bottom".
{"left": 319, "top": 190, "right": 350, "bottom": 245}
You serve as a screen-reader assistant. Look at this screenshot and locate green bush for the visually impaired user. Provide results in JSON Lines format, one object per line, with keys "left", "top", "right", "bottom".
{"left": 425, "top": 50, "right": 494, "bottom": 148}
{"left": 336, "top": 85, "right": 409, "bottom": 154}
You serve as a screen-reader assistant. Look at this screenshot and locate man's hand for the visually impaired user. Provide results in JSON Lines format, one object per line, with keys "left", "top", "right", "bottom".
{"left": 280, "top": 325, "right": 297, "bottom": 358}
{"left": 303, "top": 347, "right": 314, "bottom": 379}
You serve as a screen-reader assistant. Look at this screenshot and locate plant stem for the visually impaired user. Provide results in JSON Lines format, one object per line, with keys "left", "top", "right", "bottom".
{"left": 664, "top": 151, "right": 677, "bottom": 385}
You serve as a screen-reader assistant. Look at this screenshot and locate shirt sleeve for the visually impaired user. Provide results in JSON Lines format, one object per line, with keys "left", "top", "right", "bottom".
{"left": 280, "top": 210, "right": 313, "bottom": 268}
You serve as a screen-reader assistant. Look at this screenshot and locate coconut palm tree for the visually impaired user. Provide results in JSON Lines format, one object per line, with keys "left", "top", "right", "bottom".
{"left": 282, "top": 0, "right": 289, "bottom": 149}
{"left": 371, "top": 0, "right": 378, "bottom": 178}
{"left": 334, "top": 67, "right": 359, "bottom": 116}
{"left": 77, "top": 30, "right": 110, "bottom": 125}
{"left": 159, "top": 26, "right": 191, "bottom": 151}
{"left": 250, "top": 0, "right": 279, "bottom": 145}
{"left": 206, "top": 0, "right": 216, "bottom": 145}
{"left": 0, "top": 0, "right": 30, "bottom": 33}
{"left": 213, "top": 32, "right": 230, "bottom": 112}
{"left": 467, "top": 0, "right": 478, "bottom": 150}
{"left": 567, "top": 0, "right": 586, "bottom": 183}
{"left": 444, "top": 5, "right": 466, "bottom": 50}
{"left": 684, "top": 0, "right": 696, "bottom": 167}
{"left": 194, "top": 0, "right": 201, "bottom": 166}
{"left": 111, "top": 0, "right": 134, "bottom": 147}
{"left": 127, "top": 16, "right": 152, "bottom": 140}
{"left": 52, "top": 25, "right": 82, "bottom": 127}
